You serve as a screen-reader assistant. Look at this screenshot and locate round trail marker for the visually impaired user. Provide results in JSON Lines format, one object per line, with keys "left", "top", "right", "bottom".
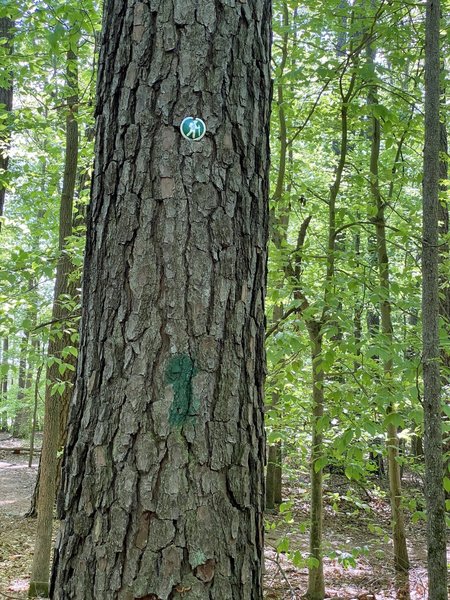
{"left": 180, "top": 117, "right": 206, "bottom": 141}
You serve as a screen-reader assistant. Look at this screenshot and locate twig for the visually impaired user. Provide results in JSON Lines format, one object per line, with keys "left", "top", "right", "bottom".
{"left": 266, "top": 305, "right": 302, "bottom": 339}
{"left": 265, "top": 555, "right": 296, "bottom": 599}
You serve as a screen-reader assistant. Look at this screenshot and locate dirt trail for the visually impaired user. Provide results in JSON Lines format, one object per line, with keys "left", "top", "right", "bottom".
{"left": 0, "top": 434, "right": 39, "bottom": 516}
{"left": 0, "top": 435, "right": 441, "bottom": 599}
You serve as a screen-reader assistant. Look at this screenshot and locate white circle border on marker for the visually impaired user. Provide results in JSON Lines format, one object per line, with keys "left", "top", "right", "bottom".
{"left": 180, "top": 117, "right": 207, "bottom": 141}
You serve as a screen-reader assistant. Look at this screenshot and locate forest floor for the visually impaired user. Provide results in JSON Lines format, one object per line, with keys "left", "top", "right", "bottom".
{"left": 0, "top": 434, "right": 444, "bottom": 600}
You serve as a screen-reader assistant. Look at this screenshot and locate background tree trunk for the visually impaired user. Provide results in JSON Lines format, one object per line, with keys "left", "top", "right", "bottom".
{"left": 422, "top": 0, "right": 448, "bottom": 597}
{"left": 0, "top": 337, "right": 9, "bottom": 430}
{"left": 437, "top": 70, "right": 450, "bottom": 502}
{"left": 266, "top": 306, "right": 284, "bottom": 511}
{"left": 265, "top": 428, "right": 282, "bottom": 510}
{"left": 51, "top": 2, "right": 272, "bottom": 599}
{"left": 368, "top": 67, "right": 409, "bottom": 572}
{"left": 29, "top": 47, "right": 79, "bottom": 598}
{"left": 0, "top": 14, "right": 13, "bottom": 225}
{"left": 13, "top": 332, "right": 31, "bottom": 438}
{"left": 265, "top": 1, "right": 290, "bottom": 511}
{"left": 306, "top": 320, "right": 325, "bottom": 600}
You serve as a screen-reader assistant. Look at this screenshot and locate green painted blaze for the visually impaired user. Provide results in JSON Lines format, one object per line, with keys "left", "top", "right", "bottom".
{"left": 166, "top": 354, "right": 198, "bottom": 427}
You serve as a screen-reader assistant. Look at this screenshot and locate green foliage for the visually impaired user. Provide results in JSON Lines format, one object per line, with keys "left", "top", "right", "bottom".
{"left": 0, "top": 0, "right": 447, "bottom": 588}
{"left": 267, "top": 0, "right": 449, "bottom": 576}
{"left": 0, "top": 0, "right": 100, "bottom": 434}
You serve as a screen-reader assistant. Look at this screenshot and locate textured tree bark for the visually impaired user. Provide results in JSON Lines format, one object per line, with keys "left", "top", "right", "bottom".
{"left": 422, "top": 0, "right": 448, "bottom": 598}
{"left": 29, "top": 49, "right": 79, "bottom": 598}
{"left": 51, "top": 2, "right": 271, "bottom": 599}
{"left": 0, "top": 15, "right": 13, "bottom": 226}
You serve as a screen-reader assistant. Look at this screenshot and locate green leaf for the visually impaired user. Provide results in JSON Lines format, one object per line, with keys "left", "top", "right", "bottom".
{"left": 345, "top": 465, "right": 361, "bottom": 481}
{"left": 314, "top": 456, "right": 328, "bottom": 473}
{"left": 267, "top": 430, "right": 285, "bottom": 444}
{"left": 383, "top": 412, "right": 403, "bottom": 428}
{"left": 276, "top": 538, "right": 290, "bottom": 554}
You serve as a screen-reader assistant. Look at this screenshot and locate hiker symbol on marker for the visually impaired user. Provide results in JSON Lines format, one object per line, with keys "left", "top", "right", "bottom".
{"left": 180, "top": 117, "right": 206, "bottom": 141}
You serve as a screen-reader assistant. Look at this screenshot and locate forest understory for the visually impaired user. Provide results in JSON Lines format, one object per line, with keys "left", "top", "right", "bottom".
{"left": 0, "top": 435, "right": 441, "bottom": 600}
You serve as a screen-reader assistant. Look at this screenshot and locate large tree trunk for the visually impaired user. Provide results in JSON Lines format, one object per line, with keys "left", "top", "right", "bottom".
{"left": 422, "top": 0, "right": 448, "bottom": 597}
{"left": 29, "top": 48, "right": 79, "bottom": 598}
{"left": 51, "top": 3, "right": 271, "bottom": 599}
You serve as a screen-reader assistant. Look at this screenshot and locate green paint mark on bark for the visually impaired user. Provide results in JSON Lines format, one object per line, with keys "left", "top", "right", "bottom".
{"left": 166, "top": 354, "right": 198, "bottom": 427}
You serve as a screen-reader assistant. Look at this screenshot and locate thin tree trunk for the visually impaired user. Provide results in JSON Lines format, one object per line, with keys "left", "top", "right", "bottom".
{"left": 437, "top": 61, "right": 450, "bottom": 502}
{"left": 0, "top": 337, "right": 9, "bottom": 430}
{"left": 266, "top": 443, "right": 282, "bottom": 509}
{"left": 29, "top": 47, "right": 79, "bottom": 598}
{"left": 0, "top": 14, "right": 13, "bottom": 226}
{"left": 368, "top": 73, "right": 409, "bottom": 572}
{"left": 306, "top": 320, "right": 325, "bottom": 600}
{"left": 304, "top": 58, "right": 356, "bottom": 599}
{"left": 28, "top": 118, "right": 88, "bottom": 520}
{"left": 422, "top": 0, "right": 448, "bottom": 596}
{"left": 265, "top": 397, "right": 283, "bottom": 510}
{"left": 266, "top": 304, "right": 284, "bottom": 511}
{"left": 51, "top": 3, "right": 271, "bottom": 598}
{"left": 29, "top": 362, "right": 43, "bottom": 468}
{"left": 13, "top": 332, "right": 31, "bottom": 438}
{"left": 265, "top": 0, "right": 291, "bottom": 512}
{"left": 353, "top": 228, "right": 362, "bottom": 370}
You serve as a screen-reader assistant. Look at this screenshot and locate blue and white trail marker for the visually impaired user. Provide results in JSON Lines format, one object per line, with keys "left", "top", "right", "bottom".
{"left": 180, "top": 117, "right": 206, "bottom": 141}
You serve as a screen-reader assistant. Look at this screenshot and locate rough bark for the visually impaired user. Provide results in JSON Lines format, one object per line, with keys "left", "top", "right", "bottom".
{"left": 29, "top": 49, "right": 79, "bottom": 597}
{"left": 422, "top": 0, "right": 448, "bottom": 597}
{"left": 0, "top": 15, "right": 13, "bottom": 225}
{"left": 51, "top": 3, "right": 271, "bottom": 599}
